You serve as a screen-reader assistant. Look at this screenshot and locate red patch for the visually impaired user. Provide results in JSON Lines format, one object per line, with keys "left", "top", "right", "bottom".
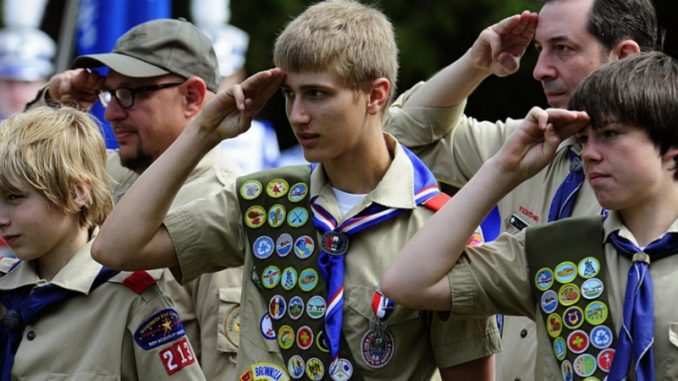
{"left": 123, "top": 271, "right": 157, "bottom": 294}
{"left": 422, "top": 192, "right": 451, "bottom": 212}
{"left": 159, "top": 337, "right": 195, "bottom": 375}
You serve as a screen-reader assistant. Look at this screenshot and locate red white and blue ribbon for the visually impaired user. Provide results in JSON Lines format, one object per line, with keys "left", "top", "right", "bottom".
{"left": 311, "top": 146, "right": 443, "bottom": 361}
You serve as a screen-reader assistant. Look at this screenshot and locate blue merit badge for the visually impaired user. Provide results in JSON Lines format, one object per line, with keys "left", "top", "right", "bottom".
{"left": 134, "top": 308, "right": 186, "bottom": 350}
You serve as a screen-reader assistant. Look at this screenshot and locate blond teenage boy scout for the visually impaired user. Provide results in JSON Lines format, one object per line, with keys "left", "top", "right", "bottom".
{"left": 384, "top": 51, "right": 678, "bottom": 380}
{"left": 92, "top": 1, "right": 501, "bottom": 380}
{"left": 0, "top": 107, "right": 205, "bottom": 380}
{"left": 383, "top": 0, "right": 660, "bottom": 379}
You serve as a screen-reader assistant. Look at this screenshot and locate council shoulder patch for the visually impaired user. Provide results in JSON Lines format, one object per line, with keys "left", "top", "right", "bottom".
{"left": 134, "top": 308, "right": 186, "bottom": 350}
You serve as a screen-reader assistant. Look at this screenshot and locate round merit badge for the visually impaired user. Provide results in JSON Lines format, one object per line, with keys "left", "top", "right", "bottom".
{"left": 276, "top": 233, "right": 294, "bottom": 257}
{"left": 554, "top": 261, "right": 578, "bottom": 283}
{"left": 287, "top": 355, "right": 305, "bottom": 379}
{"left": 578, "top": 256, "right": 601, "bottom": 279}
{"left": 266, "top": 178, "right": 289, "bottom": 198}
{"left": 268, "top": 204, "right": 287, "bottom": 228}
{"left": 535, "top": 267, "right": 555, "bottom": 291}
{"left": 239, "top": 179, "right": 263, "bottom": 200}
{"left": 288, "top": 182, "right": 309, "bottom": 203}
{"left": 360, "top": 328, "right": 395, "bottom": 368}
{"left": 305, "top": 357, "right": 325, "bottom": 381}
{"left": 244, "top": 205, "right": 267, "bottom": 229}
{"left": 224, "top": 307, "right": 241, "bottom": 346}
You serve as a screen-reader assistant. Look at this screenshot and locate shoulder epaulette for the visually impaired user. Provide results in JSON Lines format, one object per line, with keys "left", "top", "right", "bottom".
{"left": 108, "top": 270, "right": 158, "bottom": 294}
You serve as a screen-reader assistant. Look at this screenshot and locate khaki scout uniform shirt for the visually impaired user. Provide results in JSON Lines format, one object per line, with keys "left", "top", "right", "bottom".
{"left": 165, "top": 134, "right": 501, "bottom": 380}
{"left": 0, "top": 240, "right": 205, "bottom": 380}
{"left": 450, "top": 211, "right": 678, "bottom": 379}
{"left": 385, "top": 84, "right": 602, "bottom": 381}
{"left": 108, "top": 148, "right": 243, "bottom": 380}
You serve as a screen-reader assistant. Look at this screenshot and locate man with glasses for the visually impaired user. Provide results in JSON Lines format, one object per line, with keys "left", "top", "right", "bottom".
{"left": 28, "top": 18, "right": 244, "bottom": 379}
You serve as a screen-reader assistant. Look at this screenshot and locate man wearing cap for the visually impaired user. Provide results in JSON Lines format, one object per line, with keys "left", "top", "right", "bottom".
{"left": 0, "top": 27, "right": 55, "bottom": 120}
{"left": 28, "top": 18, "right": 244, "bottom": 379}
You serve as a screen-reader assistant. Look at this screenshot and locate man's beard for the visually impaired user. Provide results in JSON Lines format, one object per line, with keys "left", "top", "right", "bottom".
{"left": 120, "top": 147, "right": 154, "bottom": 174}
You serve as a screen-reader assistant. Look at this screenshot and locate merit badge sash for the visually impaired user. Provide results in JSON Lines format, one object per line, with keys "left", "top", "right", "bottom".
{"left": 237, "top": 165, "right": 363, "bottom": 381}
{"left": 526, "top": 216, "right": 617, "bottom": 380}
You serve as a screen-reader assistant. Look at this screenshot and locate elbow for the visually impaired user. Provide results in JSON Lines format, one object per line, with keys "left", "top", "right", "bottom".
{"left": 380, "top": 272, "right": 414, "bottom": 307}
{"left": 91, "top": 236, "right": 125, "bottom": 270}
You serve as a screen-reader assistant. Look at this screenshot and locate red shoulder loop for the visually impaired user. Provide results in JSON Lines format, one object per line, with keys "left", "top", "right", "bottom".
{"left": 123, "top": 271, "right": 157, "bottom": 294}
{"left": 422, "top": 192, "right": 451, "bottom": 212}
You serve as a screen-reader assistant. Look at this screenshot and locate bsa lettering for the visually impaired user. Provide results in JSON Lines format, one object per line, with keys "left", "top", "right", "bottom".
{"left": 519, "top": 206, "right": 540, "bottom": 222}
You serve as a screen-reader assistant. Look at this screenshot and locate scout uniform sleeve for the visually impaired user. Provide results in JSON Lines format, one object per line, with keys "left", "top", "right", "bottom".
{"left": 164, "top": 182, "right": 247, "bottom": 284}
{"left": 448, "top": 230, "right": 536, "bottom": 318}
{"left": 385, "top": 81, "right": 466, "bottom": 148}
{"left": 126, "top": 286, "right": 206, "bottom": 380}
{"left": 429, "top": 313, "right": 502, "bottom": 368}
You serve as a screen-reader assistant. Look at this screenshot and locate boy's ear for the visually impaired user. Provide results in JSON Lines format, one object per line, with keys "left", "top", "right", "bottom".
{"left": 182, "top": 77, "right": 208, "bottom": 118}
{"left": 610, "top": 39, "right": 641, "bottom": 60}
{"left": 70, "top": 180, "right": 93, "bottom": 209}
{"left": 662, "top": 145, "right": 678, "bottom": 163}
{"left": 366, "top": 78, "right": 390, "bottom": 115}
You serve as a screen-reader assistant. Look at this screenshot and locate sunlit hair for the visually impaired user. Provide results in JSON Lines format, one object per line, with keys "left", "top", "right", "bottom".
{"left": 543, "top": 0, "right": 662, "bottom": 53}
{"left": 273, "top": 0, "right": 398, "bottom": 108}
{"left": 0, "top": 106, "right": 113, "bottom": 227}
{"left": 569, "top": 52, "right": 678, "bottom": 178}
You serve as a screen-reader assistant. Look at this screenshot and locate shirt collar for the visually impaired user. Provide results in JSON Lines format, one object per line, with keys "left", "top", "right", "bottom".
{"left": 603, "top": 210, "right": 678, "bottom": 247}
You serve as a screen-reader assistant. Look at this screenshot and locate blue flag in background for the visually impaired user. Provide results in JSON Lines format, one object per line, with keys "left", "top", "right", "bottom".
{"left": 76, "top": 0, "right": 171, "bottom": 148}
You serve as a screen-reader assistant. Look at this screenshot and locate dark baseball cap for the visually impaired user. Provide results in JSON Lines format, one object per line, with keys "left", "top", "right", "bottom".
{"left": 73, "top": 18, "right": 220, "bottom": 92}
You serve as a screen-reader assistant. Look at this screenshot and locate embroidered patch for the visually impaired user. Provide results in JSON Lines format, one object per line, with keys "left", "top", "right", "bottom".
{"left": 288, "top": 296, "right": 304, "bottom": 320}
{"left": 360, "top": 328, "right": 395, "bottom": 368}
{"left": 287, "top": 355, "right": 305, "bottom": 379}
{"left": 581, "top": 278, "right": 604, "bottom": 300}
{"left": 134, "top": 308, "right": 186, "bottom": 350}
{"left": 298, "top": 268, "right": 319, "bottom": 292}
{"left": 306, "top": 295, "right": 326, "bottom": 319}
{"left": 567, "top": 330, "right": 590, "bottom": 354}
{"left": 590, "top": 325, "right": 613, "bottom": 349}
{"left": 262, "top": 265, "right": 281, "bottom": 289}
{"left": 260, "top": 313, "right": 276, "bottom": 340}
{"left": 224, "top": 307, "right": 241, "bottom": 346}
{"left": 294, "top": 235, "right": 315, "bottom": 259}
{"left": 296, "top": 325, "right": 314, "bottom": 350}
{"left": 244, "top": 205, "right": 267, "bottom": 229}
{"left": 553, "top": 337, "right": 567, "bottom": 361}
{"left": 541, "top": 290, "right": 558, "bottom": 314}
{"left": 159, "top": 337, "right": 196, "bottom": 375}
{"left": 278, "top": 325, "right": 295, "bottom": 350}
{"left": 546, "top": 313, "right": 563, "bottom": 338}
{"left": 561, "top": 359, "right": 574, "bottom": 381}
{"left": 573, "top": 353, "right": 597, "bottom": 377}
{"left": 288, "top": 207, "right": 309, "bottom": 227}
{"left": 554, "top": 261, "right": 578, "bottom": 283}
{"left": 305, "top": 357, "right": 325, "bottom": 381}
{"left": 240, "top": 180, "right": 263, "bottom": 200}
{"left": 269, "top": 295, "right": 287, "bottom": 320}
{"left": 280, "top": 267, "right": 298, "bottom": 291}
{"left": 329, "top": 358, "right": 353, "bottom": 381}
{"left": 268, "top": 204, "right": 287, "bottom": 228}
{"left": 251, "top": 362, "right": 291, "bottom": 381}
{"left": 253, "top": 236, "right": 275, "bottom": 259}
{"left": 535, "top": 267, "right": 554, "bottom": 291}
{"left": 288, "top": 182, "right": 309, "bottom": 203}
{"left": 578, "top": 257, "right": 601, "bottom": 279}
{"left": 584, "top": 301, "right": 609, "bottom": 325}
{"left": 597, "top": 348, "right": 615, "bottom": 372}
{"left": 276, "top": 233, "right": 294, "bottom": 257}
{"left": 558, "top": 283, "right": 581, "bottom": 306}
{"left": 316, "top": 330, "right": 329, "bottom": 353}
{"left": 267, "top": 179, "right": 289, "bottom": 198}
{"left": 563, "top": 306, "right": 584, "bottom": 330}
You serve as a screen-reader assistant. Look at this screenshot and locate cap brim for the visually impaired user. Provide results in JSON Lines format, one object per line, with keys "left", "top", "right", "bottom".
{"left": 73, "top": 53, "right": 169, "bottom": 78}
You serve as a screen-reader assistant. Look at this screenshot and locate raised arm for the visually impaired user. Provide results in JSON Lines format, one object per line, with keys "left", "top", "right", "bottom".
{"left": 44, "top": 69, "right": 105, "bottom": 110}
{"left": 403, "top": 10, "right": 537, "bottom": 109}
{"left": 91, "top": 68, "right": 285, "bottom": 271}
{"left": 381, "top": 107, "right": 589, "bottom": 310}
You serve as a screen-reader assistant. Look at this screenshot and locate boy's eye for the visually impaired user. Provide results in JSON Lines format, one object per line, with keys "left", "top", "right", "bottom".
{"left": 280, "top": 88, "right": 293, "bottom": 99}
{"left": 5, "top": 194, "right": 24, "bottom": 202}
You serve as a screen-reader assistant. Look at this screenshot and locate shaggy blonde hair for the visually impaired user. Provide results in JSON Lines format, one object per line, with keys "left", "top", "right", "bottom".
{"left": 273, "top": 0, "right": 399, "bottom": 104}
{"left": 0, "top": 107, "right": 112, "bottom": 228}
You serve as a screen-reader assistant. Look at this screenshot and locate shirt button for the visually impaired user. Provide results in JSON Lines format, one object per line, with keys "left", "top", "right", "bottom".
{"left": 520, "top": 329, "right": 528, "bottom": 338}
{"left": 26, "top": 330, "right": 36, "bottom": 340}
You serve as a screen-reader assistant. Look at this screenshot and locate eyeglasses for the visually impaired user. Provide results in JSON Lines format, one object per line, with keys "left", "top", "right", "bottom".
{"left": 98, "top": 81, "right": 185, "bottom": 109}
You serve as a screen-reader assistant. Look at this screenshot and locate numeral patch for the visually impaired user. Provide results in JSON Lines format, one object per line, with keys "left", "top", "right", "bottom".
{"left": 160, "top": 337, "right": 195, "bottom": 375}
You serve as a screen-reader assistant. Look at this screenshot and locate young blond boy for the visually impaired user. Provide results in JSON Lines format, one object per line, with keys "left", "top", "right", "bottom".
{"left": 383, "top": 51, "right": 678, "bottom": 380}
{"left": 92, "top": 1, "right": 500, "bottom": 379}
{"left": 0, "top": 107, "right": 205, "bottom": 380}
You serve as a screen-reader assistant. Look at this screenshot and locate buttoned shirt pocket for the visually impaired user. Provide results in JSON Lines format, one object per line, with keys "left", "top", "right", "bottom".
{"left": 218, "top": 287, "right": 242, "bottom": 354}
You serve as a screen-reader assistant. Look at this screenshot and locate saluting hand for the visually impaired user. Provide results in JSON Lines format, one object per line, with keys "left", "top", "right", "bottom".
{"left": 470, "top": 10, "right": 538, "bottom": 77}
{"left": 495, "top": 107, "right": 589, "bottom": 181}
{"left": 47, "top": 69, "right": 104, "bottom": 111}
{"left": 194, "top": 68, "right": 285, "bottom": 142}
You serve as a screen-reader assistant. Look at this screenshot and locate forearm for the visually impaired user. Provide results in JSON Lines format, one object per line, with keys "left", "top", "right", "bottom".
{"left": 403, "top": 50, "right": 490, "bottom": 109}
{"left": 92, "top": 125, "right": 219, "bottom": 270}
{"left": 381, "top": 157, "right": 520, "bottom": 306}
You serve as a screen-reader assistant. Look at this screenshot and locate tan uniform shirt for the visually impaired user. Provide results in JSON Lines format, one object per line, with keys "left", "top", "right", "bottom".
{"left": 107, "top": 148, "right": 243, "bottom": 380}
{"left": 450, "top": 211, "right": 678, "bottom": 379}
{"left": 165, "top": 134, "right": 501, "bottom": 380}
{"left": 0, "top": 241, "right": 205, "bottom": 380}
{"left": 385, "top": 84, "right": 602, "bottom": 381}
